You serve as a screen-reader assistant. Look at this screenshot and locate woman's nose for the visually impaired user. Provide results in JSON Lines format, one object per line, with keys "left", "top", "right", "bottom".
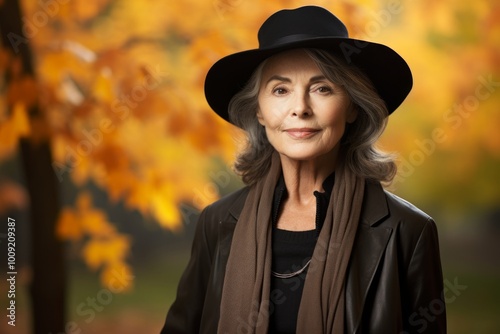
{"left": 291, "top": 91, "right": 312, "bottom": 118}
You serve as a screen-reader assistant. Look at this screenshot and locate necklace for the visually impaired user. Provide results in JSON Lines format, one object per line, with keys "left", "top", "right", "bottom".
{"left": 271, "top": 259, "right": 312, "bottom": 279}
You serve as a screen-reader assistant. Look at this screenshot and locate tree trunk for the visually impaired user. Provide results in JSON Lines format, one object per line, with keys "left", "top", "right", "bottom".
{"left": 0, "top": 1, "right": 66, "bottom": 333}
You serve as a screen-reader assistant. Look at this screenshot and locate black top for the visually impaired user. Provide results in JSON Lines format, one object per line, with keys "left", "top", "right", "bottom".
{"left": 269, "top": 173, "right": 335, "bottom": 333}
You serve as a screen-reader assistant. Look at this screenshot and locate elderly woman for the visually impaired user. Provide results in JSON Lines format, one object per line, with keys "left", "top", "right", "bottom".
{"left": 161, "top": 6, "right": 446, "bottom": 334}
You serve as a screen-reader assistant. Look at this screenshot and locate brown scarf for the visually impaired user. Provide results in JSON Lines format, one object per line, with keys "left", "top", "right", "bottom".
{"left": 218, "top": 152, "right": 365, "bottom": 334}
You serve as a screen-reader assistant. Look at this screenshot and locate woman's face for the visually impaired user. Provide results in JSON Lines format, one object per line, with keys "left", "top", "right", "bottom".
{"left": 257, "top": 49, "right": 357, "bottom": 164}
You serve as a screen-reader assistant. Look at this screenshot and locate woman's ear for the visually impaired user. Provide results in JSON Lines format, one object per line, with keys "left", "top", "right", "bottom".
{"left": 256, "top": 109, "right": 265, "bottom": 126}
{"left": 346, "top": 104, "right": 358, "bottom": 124}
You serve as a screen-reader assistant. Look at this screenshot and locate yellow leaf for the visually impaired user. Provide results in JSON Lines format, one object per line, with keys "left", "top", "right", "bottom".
{"left": 0, "top": 103, "right": 31, "bottom": 159}
{"left": 0, "top": 123, "right": 17, "bottom": 159}
{"left": 12, "top": 103, "right": 31, "bottom": 137}
{"left": 150, "top": 193, "right": 181, "bottom": 230}
{"left": 56, "top": 208, "right": 83, "bottom": 241}
{"left": 125, "top": 181, "right": 151, "bottom": 213}
{"left": 70, "top": 154, "right": 91, "bottom": 186}
{"left": 72, "top": 0, "right": 112, "bottom": 23}
{"left": 104, "top": 169, "right": 136, "bottom": 201}
{"left": 75, "top": 192, "right": 116, "bottom": 236}
{"left": 81, "top": 209, "right": 116, "bottom": 237}
{"left": 92, "top": 70, "right": 114, "bottom": 103}
{"left": 82, "top": 234, "right": 130, "bottom": 270}
{"left": 101, "top": 262, "right": 134, "bottom": 292}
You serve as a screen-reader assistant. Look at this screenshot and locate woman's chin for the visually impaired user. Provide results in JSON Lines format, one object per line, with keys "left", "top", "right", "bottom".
{"left": 277, "top": 150, "right": 335, "bottom": 164}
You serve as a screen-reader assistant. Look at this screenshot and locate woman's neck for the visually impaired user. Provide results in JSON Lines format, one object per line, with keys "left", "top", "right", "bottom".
{"left": 279, "top": 150, "right": 338, "bottom": 206}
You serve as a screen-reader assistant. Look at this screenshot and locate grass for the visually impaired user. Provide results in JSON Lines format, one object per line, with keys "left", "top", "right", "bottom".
{"left": 443, "top": 267, "right": 500, "bottom": 334}
{"left": 66, "top": 250, "right": 190, "bottom": 333}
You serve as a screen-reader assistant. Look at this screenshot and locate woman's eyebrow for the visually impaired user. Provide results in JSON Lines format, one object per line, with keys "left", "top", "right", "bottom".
{"left": 265, "top": 75, "right": 291, "bottom": 85}
{"left": 309, "top": 75, "right": 328, "bottom": 83}
{"left": 265, "top": 74, "right": 328, "bottom": 86}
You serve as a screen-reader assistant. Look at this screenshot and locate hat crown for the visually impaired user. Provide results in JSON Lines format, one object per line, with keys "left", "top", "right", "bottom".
{"left": 205, "top": 6, "right": 413, "bottom": 124}
{"left": 258, "top": 6, "right": 349, "bottom": 49}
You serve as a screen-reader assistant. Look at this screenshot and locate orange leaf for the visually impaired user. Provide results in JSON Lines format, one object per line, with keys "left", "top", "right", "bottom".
{"left": 0, "top": 103, "right": 31, "bottom": 159}
{"left": 7, "top": 76, "right": 38, "bottom": 109}
{"left": 150, "top": 193, "right": 181, "bottom": 230}
{"left": 92, "top": 70, "right": 114, "bottom": 103}
{"left": 72, "top": 0, "right": 111, "bottom": 22}
{"left": 82, "top": 234, "right": 130, "bottom": 270}
{"left": 101, "top": 262, "right": 134, "bottom": 292}
{"left": 56, "top": 208, "right": 83, "bottom": 241}
{"left": 80, "top": 209, "right": 116, "bottom": 237}
{"left": 11, "top": 103, "right": 31, "bottom": 137}
{"left": 75, "top": 192, "right": 116, "bottom": 236}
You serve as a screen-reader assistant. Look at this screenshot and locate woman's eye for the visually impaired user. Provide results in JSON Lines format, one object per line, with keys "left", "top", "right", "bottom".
{"left": 273, "top": 87, "right": 288, "bottom": 95}
{"left": 317, "top": 86, "right": 332, "bottom": 94}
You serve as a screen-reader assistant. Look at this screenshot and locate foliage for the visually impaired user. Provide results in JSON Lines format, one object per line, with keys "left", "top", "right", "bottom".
{"left": 379, "top": 0, "right": 500, "bottom": 215}
{"left": 0, "top": 0, "right": 498, "bottom": 288}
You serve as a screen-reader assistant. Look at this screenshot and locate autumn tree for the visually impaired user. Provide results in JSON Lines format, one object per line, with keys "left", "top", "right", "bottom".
{"left": 1, "top": 0, "right": 65, "bottom": 333}
{"left": 0, "top": 0, "right": 498, "bottom": 332}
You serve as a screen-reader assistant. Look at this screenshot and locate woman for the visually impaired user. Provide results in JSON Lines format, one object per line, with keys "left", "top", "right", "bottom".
{"left": 162, "top": 6, "right": 446, "bottom": 334}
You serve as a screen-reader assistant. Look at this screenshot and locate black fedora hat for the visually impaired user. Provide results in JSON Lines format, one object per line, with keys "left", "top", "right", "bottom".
{"left": 204, "top": 5, "right": 412, "bottom": 124}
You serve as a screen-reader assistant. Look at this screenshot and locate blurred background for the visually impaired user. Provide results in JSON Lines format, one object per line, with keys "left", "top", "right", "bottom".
{"left": 0, "top": 0, "right": 498, "bottom": 333}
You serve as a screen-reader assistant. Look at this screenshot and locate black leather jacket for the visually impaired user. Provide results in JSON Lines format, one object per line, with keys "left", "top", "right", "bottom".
{"left": 161, "top": 180, "right": 446, "bottom": 333}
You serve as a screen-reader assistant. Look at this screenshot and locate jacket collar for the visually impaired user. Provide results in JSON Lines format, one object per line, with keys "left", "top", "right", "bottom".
{"left": 227, "top": 179, "right": 389, "bottom": 227}
{"left": 227, "top": 186, "right": 250, "bottom": 222}
{"left": 360, "top": 180, "right": 389, "bottom": 227}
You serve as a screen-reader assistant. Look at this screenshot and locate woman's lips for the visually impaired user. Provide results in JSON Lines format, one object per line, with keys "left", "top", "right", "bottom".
{"left": 284, "top": 128, "right": 320, "bottom": 139}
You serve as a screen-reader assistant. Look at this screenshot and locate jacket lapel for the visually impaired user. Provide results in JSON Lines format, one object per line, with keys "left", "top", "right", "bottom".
{"left": 217, "top": 187, "right": 250, "bottom": 274}
{"left": 345, "top": 181, "right": 393, "bottom": 333}
{"left": 227, "top": 187, "right": 249, "bottom": 222}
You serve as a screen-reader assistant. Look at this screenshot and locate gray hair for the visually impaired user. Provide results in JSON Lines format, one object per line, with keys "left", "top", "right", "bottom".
{"left": 228, "top": 48, "right": 397, "bottom": 185}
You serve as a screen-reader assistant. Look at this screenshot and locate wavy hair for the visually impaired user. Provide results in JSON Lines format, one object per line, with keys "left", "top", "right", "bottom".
{"left": 228, "top": 48, "right": 397, "bottom": 185}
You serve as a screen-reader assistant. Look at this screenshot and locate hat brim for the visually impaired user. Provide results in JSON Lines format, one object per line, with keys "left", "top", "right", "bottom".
{"left": 204, "top": 37, "right": 412, "bottom": 124}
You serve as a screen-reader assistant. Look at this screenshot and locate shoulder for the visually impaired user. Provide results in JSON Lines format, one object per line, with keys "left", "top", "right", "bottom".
{"left": 384, "top": 188, "right": 433, "bottom": 225}
{"left": 191, "top": 186, "right": 250, "bottom": 261}
{"left": 363, "top": 180, "right": 437, "bottom": 243}
{"left": 202, "top": 186, "right": 250, "bottom": 222}
{"left": 378, "top": 184, "right": 439, "bottom": 251}
{"left": 361, "top": 182, "right": 442, "bottom": 273}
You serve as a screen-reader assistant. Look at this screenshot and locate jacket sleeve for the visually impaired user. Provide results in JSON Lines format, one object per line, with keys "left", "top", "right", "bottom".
{"left": 160, "top": 207, "right": 214, "bottom": 334}
{"left": 404, "top": 218, "right": 447, "bottom": 333}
